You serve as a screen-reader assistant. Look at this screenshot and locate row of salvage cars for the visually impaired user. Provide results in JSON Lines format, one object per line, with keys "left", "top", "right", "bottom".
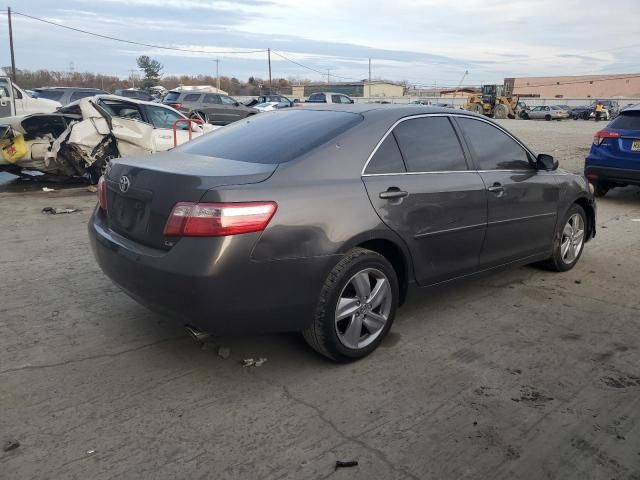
{"left": 0, "top": 95, "right": 217, "bottom": 182}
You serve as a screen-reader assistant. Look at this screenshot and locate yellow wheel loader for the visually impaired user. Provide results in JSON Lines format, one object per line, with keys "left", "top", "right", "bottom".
{"left": 464, "top": 84, "right": 519, "bottom": 119}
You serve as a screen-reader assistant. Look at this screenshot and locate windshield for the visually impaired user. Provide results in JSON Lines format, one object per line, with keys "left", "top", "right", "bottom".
{"left": 176, "top": 109, "right": 362, "bottom": 164}
{"left": 32, "top": 90, "right": 65, "bottom": 101}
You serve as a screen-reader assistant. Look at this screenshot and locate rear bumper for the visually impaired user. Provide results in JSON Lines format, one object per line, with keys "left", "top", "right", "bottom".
{"left": 585, "top": 165, "right": 640, "bottom": 186}
{"left": 88, "top": 207, "right": 340, "bottom": 335}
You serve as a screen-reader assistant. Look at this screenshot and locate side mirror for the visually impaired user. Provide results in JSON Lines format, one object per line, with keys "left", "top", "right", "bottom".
{"left": 536, "top": 153, "right": 558, "bottom": 171}
{"left": 0, "top": 125, "right": 15, "bottom": 140}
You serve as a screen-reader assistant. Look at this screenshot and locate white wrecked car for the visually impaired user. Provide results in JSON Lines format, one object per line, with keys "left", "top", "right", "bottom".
{"left": 0, "top": 95, "right": 217, "bottom": 182}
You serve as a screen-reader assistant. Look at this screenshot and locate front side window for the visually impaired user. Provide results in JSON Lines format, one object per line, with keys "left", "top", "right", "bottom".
{"left": 308, "top": 93, "right": 326, "bottom": 102}
{"left": 204, "top": 94, "right": 221, "bottom": 104}
{"left": 220, "top": 96, "right": 237, "bottom": 105}
{"left": 365, "top": 134, "right": 406, "bottom": 174}
{"left": 340, "top": 96, "right": 352, "bottom": 104}
{"left": 391, "top": 116, "right": 468, "bottom": 172}
{"left": 146, "top": 105, "right": 184, "bottom": 129}
{"left": 98, "top": 100, "right": 144, "bottom": 122}
{"left": 457, "top": 117, "right": 531, "bottom": 170}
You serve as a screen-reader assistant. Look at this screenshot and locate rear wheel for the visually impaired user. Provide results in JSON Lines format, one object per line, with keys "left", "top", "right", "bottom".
{"left": 302, "top": 248, "right": 398, "bottom": 362}
{"left": 521, "top": 111, "right": 529, "bottom": 120}
{"left": 540, "top": 204, "right": 587, "bottom": 272}
{"left": 593, "top": 182, "right": 611, "bottom": 197}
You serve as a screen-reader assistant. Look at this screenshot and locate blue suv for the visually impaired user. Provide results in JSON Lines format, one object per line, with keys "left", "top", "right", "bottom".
{"left": 585, "top": 104, "right": 640, "bottom": 196}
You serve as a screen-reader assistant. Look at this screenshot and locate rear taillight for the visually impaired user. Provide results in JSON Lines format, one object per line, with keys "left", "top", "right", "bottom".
{"left": 163, "top": 202, "right": 277, "bottom": 237}
{"left": 169, "top": 103, "right": 182, "bottom": 109}
{"left": 98, "top": 176, "right": 107, "bottom": 211}
{"left": 593, "top": 129, "right": 620, "bottom": 145}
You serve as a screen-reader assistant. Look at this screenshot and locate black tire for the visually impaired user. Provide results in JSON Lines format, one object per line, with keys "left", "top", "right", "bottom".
{"left": 521, "top": 112, "right": 529, "bottom": 120}
{"left": 302, "top": 248, "right": 399, "bottom": 362}
{"left": 593, "top": 182, "right": 610, "bottom": 197}
{"left": 582, "top": 111, "right": 590, "bottom": 120}
{"left": 545, "top": 115, "right": 552, "bottom": 121}
{"left": 540, "top": 204, "right": 587, "bottom": 272}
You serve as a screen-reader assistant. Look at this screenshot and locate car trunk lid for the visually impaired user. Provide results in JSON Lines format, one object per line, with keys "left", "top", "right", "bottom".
{"left": 104, "top": 151, "right": 277, "bottom": 249}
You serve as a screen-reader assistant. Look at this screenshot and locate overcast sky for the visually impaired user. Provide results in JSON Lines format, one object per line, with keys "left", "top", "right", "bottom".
{"left": 7, "top": 0, "right": 640, "bottom": 86}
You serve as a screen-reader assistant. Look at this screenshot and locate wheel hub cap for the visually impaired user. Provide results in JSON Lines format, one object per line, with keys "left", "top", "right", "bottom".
{"left": 334, "top": 268, "right": 392, "bottom": 350}
{"left": 560, "top": 213, "right": 585, "bottom": 264}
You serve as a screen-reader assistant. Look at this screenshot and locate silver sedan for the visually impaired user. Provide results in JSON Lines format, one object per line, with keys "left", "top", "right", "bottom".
{"left": 523, "top": 105, "right": 569, "bottom": 121}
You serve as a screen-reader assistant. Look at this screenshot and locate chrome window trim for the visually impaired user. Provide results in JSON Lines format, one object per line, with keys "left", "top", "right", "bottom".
{"left": 361, "top": 113, "right": 539, "bottom": 177}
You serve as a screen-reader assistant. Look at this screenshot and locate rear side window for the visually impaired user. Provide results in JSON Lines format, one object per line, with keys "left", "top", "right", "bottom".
{"left": 365, "top": 135, "right": 406, "bottom": 174}
{"left": 164, "top": 91, "right": 180, "bottom": 103}
{"left": 177, "top": 110, "right": 362, "bottom": 164}
{"left": 183, "top": 94, "right": 202, "bottom": 102}
{"left": 33, "top": 90, "right": 64, "bottom": 101}
{"left": 457, "top": 117, "right": 531, "bottom": 170}
{"left": 609, "top": 112, "right": 640, "bottom": 130}
{"left": 392, "top": 117, "right": 467, "bottom": 172}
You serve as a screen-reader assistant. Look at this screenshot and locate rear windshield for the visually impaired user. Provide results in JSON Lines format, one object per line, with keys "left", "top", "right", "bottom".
{"left": 609, "top": 112, "right": 640, "bottom": 130}
{"left": 33, "top": 90, "right": 64, "bottom": 101}
{"left": 163, "top": 91, "right": 181, "bottom": 103}
{"left": 177, "top": 110, "right": 363, "bottom": 164}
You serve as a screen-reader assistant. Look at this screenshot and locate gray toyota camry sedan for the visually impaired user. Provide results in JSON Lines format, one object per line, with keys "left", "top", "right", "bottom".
{"left": 89, "top": 105, "right": 596, "bottom": 361}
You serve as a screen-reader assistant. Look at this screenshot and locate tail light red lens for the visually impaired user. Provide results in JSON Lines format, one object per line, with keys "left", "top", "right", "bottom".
{"left": 593, "top": 130, "right": 620, "bottom": 145}
{"left": 163, "top": 202, "right": 277, "bottom": 237}
{"left": 98, "top": 176, "right": 107, "bottom": 211}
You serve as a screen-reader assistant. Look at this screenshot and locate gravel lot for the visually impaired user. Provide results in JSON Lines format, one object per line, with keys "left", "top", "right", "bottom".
{"left": 1, "top": 119, "right": 640, "bottom": 480}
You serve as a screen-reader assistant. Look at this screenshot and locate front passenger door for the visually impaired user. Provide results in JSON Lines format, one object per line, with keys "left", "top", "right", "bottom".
{"left": 455, "top": 117, "right": 559, "bottom": 267}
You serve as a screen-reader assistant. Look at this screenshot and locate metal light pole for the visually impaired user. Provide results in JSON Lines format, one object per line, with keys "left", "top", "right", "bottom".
{"left": 215, "top": 59, "right": 220, "bottom": 91}
{"left": 368, "top": 57, "right": 371, "bottom": 98}
{"left": 267, "top": 48, "right": 272, "bottom": 93}
{"left": 8, "top": 6, "right": 16, "bottom": 82}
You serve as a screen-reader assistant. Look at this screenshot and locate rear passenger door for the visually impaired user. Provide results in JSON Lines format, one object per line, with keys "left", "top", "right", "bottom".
{"left": 455, "top": 116, "right": 559, "bottom": 267}
{"left": 362, "top": 115, "right": 488, "bottom": 285}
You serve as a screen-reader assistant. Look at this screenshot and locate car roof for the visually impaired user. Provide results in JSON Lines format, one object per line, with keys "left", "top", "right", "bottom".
{"left": 621, "top": 104, "right": 640, "bottom": 113}
{"left": 34, "top": 86, "right": 105, "bottom": 91}
{"left": 301, "top": 103, "right": 483, "bottom": 120}
{"left": 310, "top": 92, "right": 351, "bottom": 96}
{"left": 95, "top": 94, "right": 166, "bottom": 106}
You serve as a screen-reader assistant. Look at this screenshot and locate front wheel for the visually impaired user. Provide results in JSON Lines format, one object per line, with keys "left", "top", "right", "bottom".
{"left": 302, "top": 248, "right": 399, "bottom": 362}
{"left": 545, "top": 115, "right": 552, "bottom": 121}
{"left": 540, "top": 204, "right": 587, "bottom": 272}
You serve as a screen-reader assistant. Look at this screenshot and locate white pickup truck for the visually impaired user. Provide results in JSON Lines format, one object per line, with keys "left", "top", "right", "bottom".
{"left": 0, "top": 75, "right": 61, "bottom": 117}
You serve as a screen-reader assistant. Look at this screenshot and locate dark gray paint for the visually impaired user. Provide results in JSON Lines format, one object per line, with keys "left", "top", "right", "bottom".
{"left": 89, "top": 105, "right": 596, "bottom": 335}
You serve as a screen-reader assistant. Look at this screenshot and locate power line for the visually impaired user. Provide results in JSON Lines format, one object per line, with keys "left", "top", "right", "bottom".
{"left": 11, "top": 11, "right": 268, "bottom": 55}
{"left": 270, "top": 50, "right": 362, "bottom": 82}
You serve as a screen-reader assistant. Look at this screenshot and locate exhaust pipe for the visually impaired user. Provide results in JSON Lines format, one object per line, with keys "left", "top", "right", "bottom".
{"left": 185, "top": 324, "right": 210, "bottom": 343}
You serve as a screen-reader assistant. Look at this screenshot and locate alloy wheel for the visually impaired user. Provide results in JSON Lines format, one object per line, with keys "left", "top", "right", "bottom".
{"left": 334, "top": 268, "right": 392, "bottom": 349}
{"left": 560, "top": 213, "right": 585, "bottom": 264}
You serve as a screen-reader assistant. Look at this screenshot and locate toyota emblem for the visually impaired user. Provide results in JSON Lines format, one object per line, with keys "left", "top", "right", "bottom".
{"left": 119, "top": 175, "right": 130, "bottom": 193}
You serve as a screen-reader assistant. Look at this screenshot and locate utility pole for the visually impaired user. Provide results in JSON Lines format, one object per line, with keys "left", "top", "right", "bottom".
{"left": 8, "top": 6, "right": 16, "bottom": 82}
{"left": 452, "top": 69, "right": 468, "bottom": 106}
{"left": 368, "top": 58, "right": 371, "bottom": 98}
{"left": 327, "top": 69, "right": 331, "bottom": 84}
{"left": 267, "top": 48, "right": 272, "bottom": 93}
{"left": 128, "top": 69, "right": 137, "bottom": 88}
{"left": 215, "top": 59, "right": 220, "bottom": 91}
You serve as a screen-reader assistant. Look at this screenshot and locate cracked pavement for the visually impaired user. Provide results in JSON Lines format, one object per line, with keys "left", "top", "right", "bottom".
{"left": 1, "top": 120, "right": 640, "bottom": 479}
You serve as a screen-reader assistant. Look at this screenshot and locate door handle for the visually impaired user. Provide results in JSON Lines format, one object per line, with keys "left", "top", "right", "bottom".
{"left": 487, "top": 183, "right": 505, "bottom": 194}
{"left": 379, "top": 188, "right": 409, "bottom": 199}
